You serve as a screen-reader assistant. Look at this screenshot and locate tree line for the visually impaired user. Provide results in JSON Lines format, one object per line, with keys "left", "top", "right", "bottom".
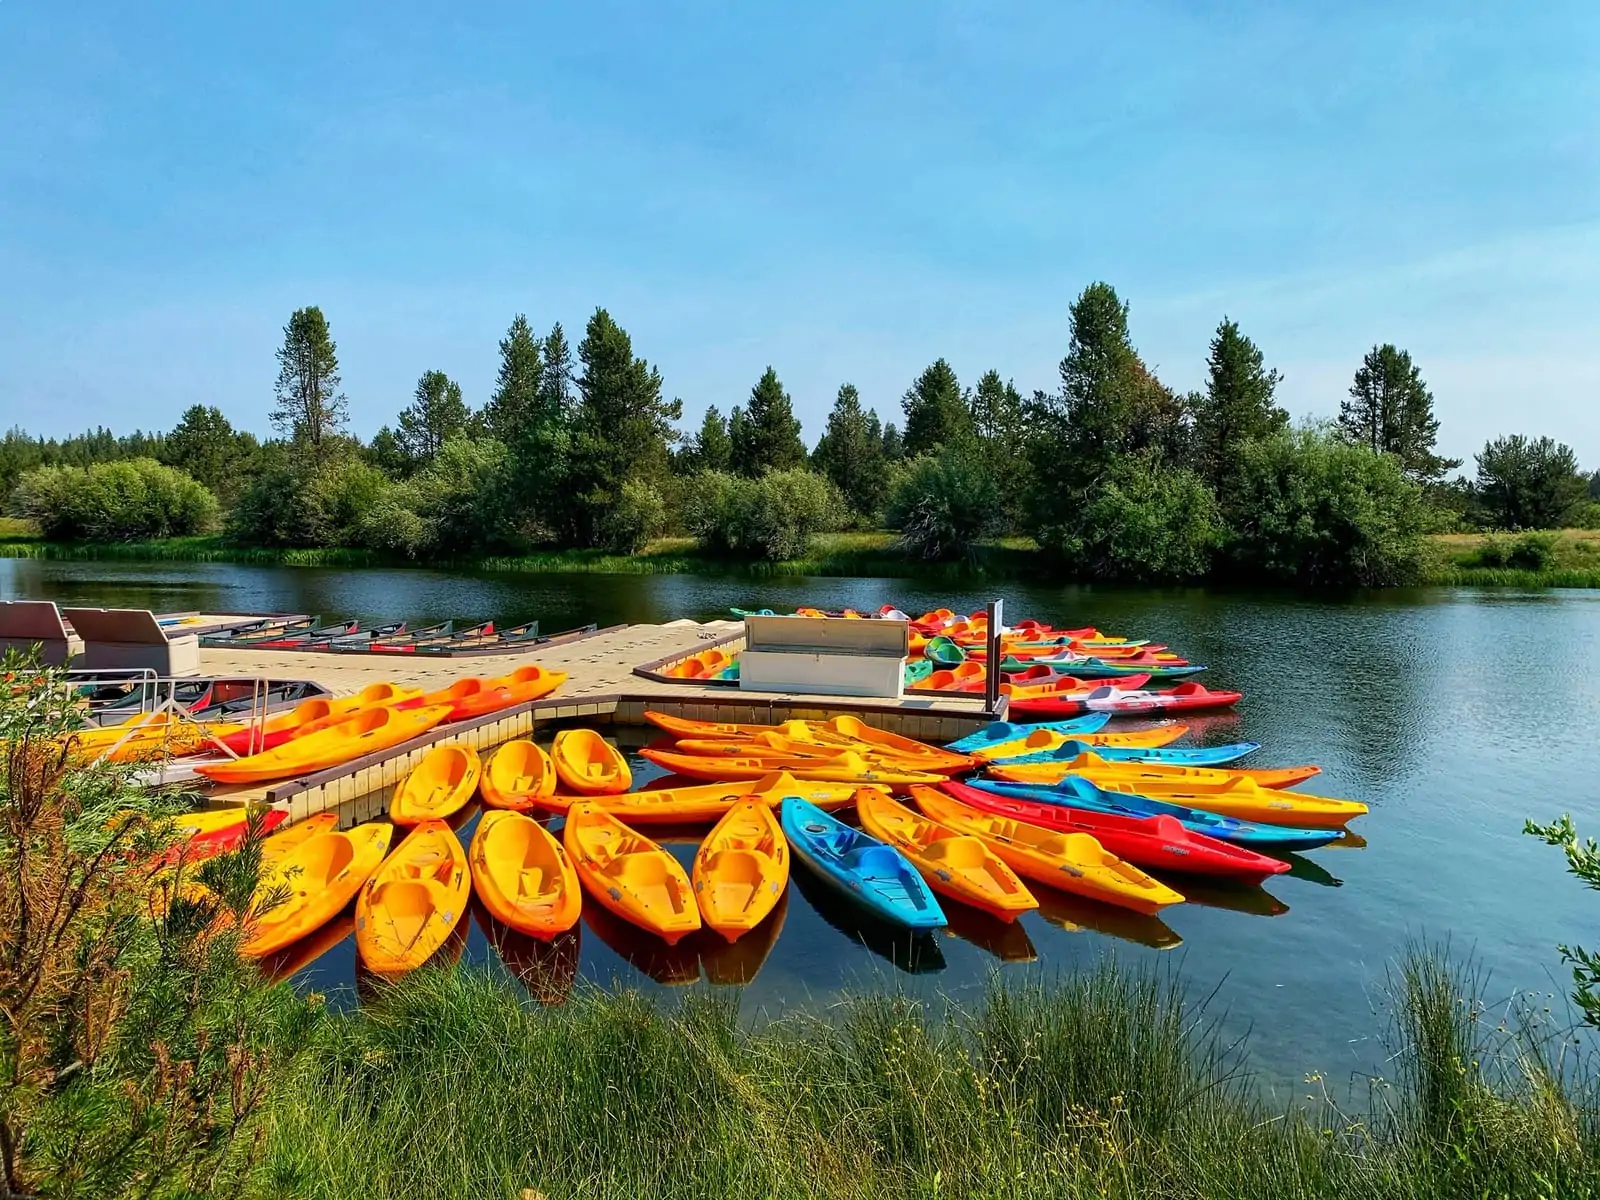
{"left": 6, "top": 285, "right": 1597, "bottom": 583}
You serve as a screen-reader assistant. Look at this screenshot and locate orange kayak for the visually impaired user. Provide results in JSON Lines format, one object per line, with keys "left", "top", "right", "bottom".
{"left": 638, "top": 747, "right": 944, "bottom": 789}
{"left": 480, "top": 740, "right": 559, "bottom": 811}
{"left": 564, "top": 802, "right": 700, "bottom": 943}
{"left": 355, "top": 820, "right": 471, "bottom": 972}
{"left": 551, "top": 729, "right": 631, "bottom": 795}
{"left": 470, "top": 809, "right": 582, "bottom": 939}
{"left": 390, "top": 743, "right": 481, "bottom": 825}
{"left": 195, "top": 704, "right": 453, "bottom": 784}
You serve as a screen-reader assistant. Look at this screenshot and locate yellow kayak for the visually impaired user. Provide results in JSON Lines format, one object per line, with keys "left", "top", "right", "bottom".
{"left": 985, "top": 751, "right": 1321, "bottom": 790}
{"left": 909, "top": 785, "right": 1183, "bottom": 915}
{"left": 246, "top": 821, "right": 393, "bottom": 957}
{"left": 972, "top": 725, "right": 1188, "bottom": 761}
{"left": 538, "top": 771, "right": 872, "bottom": 821}
{"left": 639, "top": 747, "right": 944, "bottom": 789}
{"left": 259, "top": 812, "right": 340, "bottom": 872}
{"left": 693, "top": 800, "right": 788, "bottom": 941}
{"left": 72, "top": 712, "right": 243, "bottom": 761}
{"left": 391, "top": 743, "right": 481, "bottom": 825}
{"left": 855, "top": 789, "right": 1037, "bottom": 922}
{"left": 469, "top": 810, "right": 582, "bottom": 939}
{"left": 551, "top": 729, "right": 631, "bottom": 795}
{"left": 195, "top": 704, "right": 454, "bottom": 785}
{"left": 563, "top": 802, "right": 700, "bottom": 943}
{"left": 671, "top": 733, "right": 942, "bottom": 773}
{"left": 355, "top": 819, "right": 471, "bottom": 973}
{"left": 480, "top": 740, "right": 558, "bottom": 811}
{"left": 1057, "top": 775, "right": 1368, "bottom": 829}
{"left": 783, "top": 716, "right": 976, "bottom": 773}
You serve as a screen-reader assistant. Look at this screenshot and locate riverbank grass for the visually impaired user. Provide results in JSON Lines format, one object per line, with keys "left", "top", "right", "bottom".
{"left": 260, "top": 957, "right": 1596, "bottom": 1200}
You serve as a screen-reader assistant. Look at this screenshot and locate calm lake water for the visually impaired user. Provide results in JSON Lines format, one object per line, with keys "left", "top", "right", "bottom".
{"left": 6, "top": 557, "right": 1599, "bottom": 1092}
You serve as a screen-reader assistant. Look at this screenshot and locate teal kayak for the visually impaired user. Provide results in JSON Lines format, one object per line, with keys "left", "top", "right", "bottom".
{"left": 944, "top": 714, "right": 1111, "bottom": 754}
{"left": 1000, "top": 656, "right": 1205, "bottom": 680}
{"left": 924, "top": 635, "right": 966, "bottom": 667}
{"left": 994, "top": 738, "right": 1260, "bottom": 767}
{"left": 904, "top": 659, "right": 934, "bottom": 686}
{"left": 779, "top": 797, "right": 946, "bottom": 929}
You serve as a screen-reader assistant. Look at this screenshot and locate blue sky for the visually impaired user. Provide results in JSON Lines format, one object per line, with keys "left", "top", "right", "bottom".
{"left": 2, "top": 1, "right": 1596, "bottom": 466}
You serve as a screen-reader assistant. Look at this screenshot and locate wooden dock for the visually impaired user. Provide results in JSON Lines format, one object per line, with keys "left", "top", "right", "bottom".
{"left": 196, "top": 618, "right": 997, "bottom": 821}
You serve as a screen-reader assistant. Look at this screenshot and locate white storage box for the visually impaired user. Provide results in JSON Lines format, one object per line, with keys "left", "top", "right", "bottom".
{"left": 739, "top": 615, "right": 908, "bottom": 698}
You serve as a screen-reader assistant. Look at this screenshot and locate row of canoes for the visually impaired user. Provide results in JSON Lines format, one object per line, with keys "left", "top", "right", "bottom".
{"left": 198, "top": 615, "right": 585, "bottom": 655}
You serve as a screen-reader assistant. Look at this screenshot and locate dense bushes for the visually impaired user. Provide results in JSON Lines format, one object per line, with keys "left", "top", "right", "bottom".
{"left": 886, "top": 451, "right": 1003, "bottom": 562}
{"left": 1039, "top": 455, "right": 1223, "bottom": 582}
{"left": 683, "top": 469, "right": 845, "bottom": 561}
{"left": 1223, "top": 427, "right": 1427, "bottom": 587}
{"left": 9, "top": 458, "right": 219, "bottom": 541}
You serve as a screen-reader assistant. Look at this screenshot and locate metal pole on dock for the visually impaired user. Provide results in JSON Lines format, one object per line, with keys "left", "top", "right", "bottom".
{"left": 984, "top": 598, "right": 1003, "bottom": 715}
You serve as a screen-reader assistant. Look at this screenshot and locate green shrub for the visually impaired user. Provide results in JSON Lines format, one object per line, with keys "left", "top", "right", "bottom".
{"left": 683, "top": 469, "right": 844, "bottom": 561}
{"left": 228, "top": 454, "right": 394, "bottom": 549}
{"left": 1039, "top": 455, "right": 1223, "bottom": 582}
{"left": 599, "top": 478, "right": 668, "bottom": 554}
{"left": 1225, "top": 426, "right": 1427, "bottom": 587}
{"left": 885, "top": 450, "right": 1003, "bottom": 561}
{"left": 9, "top": 458, "right": 219, "bottom": 541}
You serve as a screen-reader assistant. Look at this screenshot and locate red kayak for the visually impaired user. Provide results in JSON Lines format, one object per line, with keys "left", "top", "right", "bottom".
{"left": 1006, "top": 668, "right": 1151, "bottom": 693}
{"left": 939, "top": 779, "right": 1287, "bottom": 884}
{"left": 1011, "top": 681, "right": 1241, "bottom": 718}
{"left": 159, "top": 808, "right": 288, "bottom": 866}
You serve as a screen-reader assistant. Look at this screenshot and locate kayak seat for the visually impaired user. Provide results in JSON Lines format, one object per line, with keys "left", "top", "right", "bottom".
{"left": 925, "top": 837, "right": 991, "bottom": 868}
{"left": 848, "top": 845, "right": 905, "bottom": 879}
{"left": 517, "top": 866, "right": 551, "bottom": 897}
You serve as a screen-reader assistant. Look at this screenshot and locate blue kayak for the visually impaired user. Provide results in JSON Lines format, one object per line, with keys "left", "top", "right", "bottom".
{"left": 779, "top": 796, "right": 947, "bottom": 929}
{"left": 966, "top": 777, "right": 1339, "bottom": 851}
{"left": 995, "top": 737, "right": 1260, "bottom": 767}
{"left": 944, "top": 714, "right": 1111, "bottom": 754}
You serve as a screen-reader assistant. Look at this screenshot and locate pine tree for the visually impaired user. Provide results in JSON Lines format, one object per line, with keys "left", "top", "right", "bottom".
{"left": 901, "top": 359, "right": 974, "bottom": 457}
{"left": 730, "top": 367, "right": 805, "bottom": 476}
{"left": 567, "top": 308, "right": 681, "bottom": 545}
{"left": 969, "top": 370, "right": 1027, "bottom": 522}
{"left": 688, "top": 405, "right": 732, "bottom": 474}
{"left": 397, "top": 370, "right": 470, "bottom": 462}
{"left": 271, "top": 306, "right": 347, "bottom": 461}
{"left": 1339, "top": 344, "right": 1459, "bottom": 483}
{"left": 881, "top": 422, "right": 905, "bottom": 463}
{"left": 163, "top": 405, "right": 258, "bottom": 500}
{"left": 482, "top": 315, "right": 543, "bottom": 441}
{"left": 1475, "top": 435, "right": 1588, "bottom": 529}
{"left": 1192, "top": 317, "right": 1287, "bottom": 490}
{"left": 540, "top": 321, "right": 573, "bottom": 416}
{"left": 813, "top": 383, "right": 887, "bottom": 518}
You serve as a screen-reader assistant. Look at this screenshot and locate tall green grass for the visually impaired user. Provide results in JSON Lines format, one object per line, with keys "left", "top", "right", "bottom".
{"left": 258, "top": 954, "right": 1598, "bottom": 1200}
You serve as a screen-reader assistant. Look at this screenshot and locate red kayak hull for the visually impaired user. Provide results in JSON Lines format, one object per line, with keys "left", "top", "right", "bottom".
{"left": 939, "top": 779, "right": 1287, "bottom": 883}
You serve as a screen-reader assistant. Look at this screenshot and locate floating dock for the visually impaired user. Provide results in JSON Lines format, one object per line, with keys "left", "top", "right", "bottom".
{"left": 198, "top": 618, "right": 997, "bottom": 821}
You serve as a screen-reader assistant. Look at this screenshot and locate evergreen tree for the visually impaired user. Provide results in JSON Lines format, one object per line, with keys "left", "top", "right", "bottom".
{"left": 1192, "top": 317, "right": 1287, "bottom": 491}
{"left": 730, "top": 367, "right": 806, "bottom": 476}
{"left": 482, "top": 314, "right": 543, "bottom": 441}
{"left": 540, "top": 321, "right": 574, "bottom": 416}
{"left": 969, "top": 370, "right": 1027, "bottom": 523}
{"left": 881, "top": 422, "right": 905, "bottom": 463}
{"left": 901, "top": 358, "right": 974, "bottom": 457}
{"left": 567, "top": 308, "right": 681, "bottom": 546}
{"left": 398, "top": 370, "right": 470, "bottom": 463}
{"left": 162, "top": 405, "right": 258, "bottom": 501}
{"left": 1475, "top": 434, "right": 1588, "bottom": 529}
{"left": 687, "top": 405, "right": 732, "bottom": 474}
{"left": 812, "top": 383, "right": 887, "bottom": 518}
{"left": 368, "top": 426, "right": 410, "bottom": 477}
{"left": 271, "top": 306, "right": 347, "bottom": 461}
{"left": 1339, "top": 344, "right": 1460, "bottom": 483}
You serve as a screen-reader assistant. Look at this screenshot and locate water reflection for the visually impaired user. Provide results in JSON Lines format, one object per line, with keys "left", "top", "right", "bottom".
{"left": 1167, "top": 877, "right": 1288, "bottom": 918}
{"left": 941, "top": 900, "right": 1038, "bottom": 963}
{"left": 582, "top": 901, "right": 702, "bottom": 986}
{"left": 1277, "top": 853, "right": 1343, "bottom": 888}
{"left": 698, "top": 890, "right": 789, "bottom": 986}
{"left": 790, "top": 864, "right": 946, "bottom": 975}
{"left": 473, "top": 901, "right": 580, "bottom": 1005}
{"left": 259, "top": 912, "right": 355, "bottom": 985}
{"left": 1031, "top": 884, "right": 1183, "bottom": 950}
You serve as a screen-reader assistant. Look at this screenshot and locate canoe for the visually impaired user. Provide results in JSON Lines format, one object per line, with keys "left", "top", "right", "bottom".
{"left": 940, "top": 780, "right": 1292, "bottom": 883}
{"left": 469, "top": 809, "right": 582, "bottom": 938}
{"left": 246, "top": 821, "right": 393, "bottom": 957}
{"left": 259, "top": 812, "right": 340, "bottom": 872}
{"left": 693, "top": 799, "right": 789, "bottom": 941}
{"left": 964, "top": 777, "right": 1341, "bottom": 851}
{"left": 944, "top": 714, "right": 1112, "bottom": 753}
{"left": 971, "top": 725, "right": 1190, "bottom": 760}
{"left": 855, "top": 790, "right": 1036, "bottom": 922}
{"left": 1065, "top": 776, "right": 1368, "bottom": 829}
{"left": 638, "top": 747, "right": 945, "bottom": 789}
{"left": 391, "top": 743, "right": 481, "bottom": 825}
{"left": 538, "top": 771, "right": 875, "bottom": 821}
{"left": 217, "top": 698, "right": 337, "bottom": 755}
{"left": 778, "top": 796, "right": 946, "bottom": 929}
{"left": 194, "top": 703, "right": 454, "bottom": 784}
{"left": 908, "top": 785, "right": 1183, "bottom": 915}
{"left": 986, "top": 751, "right": 1321, "bottom": 790}
{"left": 355, "top": 820, "right": 471, "bottom": 972}
{"left": 551, "top": 729, "right": 631, "bottom": 795}
{"left": 479, "top": 740, "right": 558, "bottom": 811}
{"left": 986, "top": 737, "right": 1262, "bottom": 768}
{"left": 563, "top": 802, "right": 701, "bottom": 943}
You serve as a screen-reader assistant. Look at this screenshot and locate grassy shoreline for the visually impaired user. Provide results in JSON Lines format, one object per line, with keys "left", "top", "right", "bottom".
{"left": 5, "top": 530, "right": 1600, "bottom": 587}
{"left": 259, "top": 957, "right": 1599, "bottom": 1200}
